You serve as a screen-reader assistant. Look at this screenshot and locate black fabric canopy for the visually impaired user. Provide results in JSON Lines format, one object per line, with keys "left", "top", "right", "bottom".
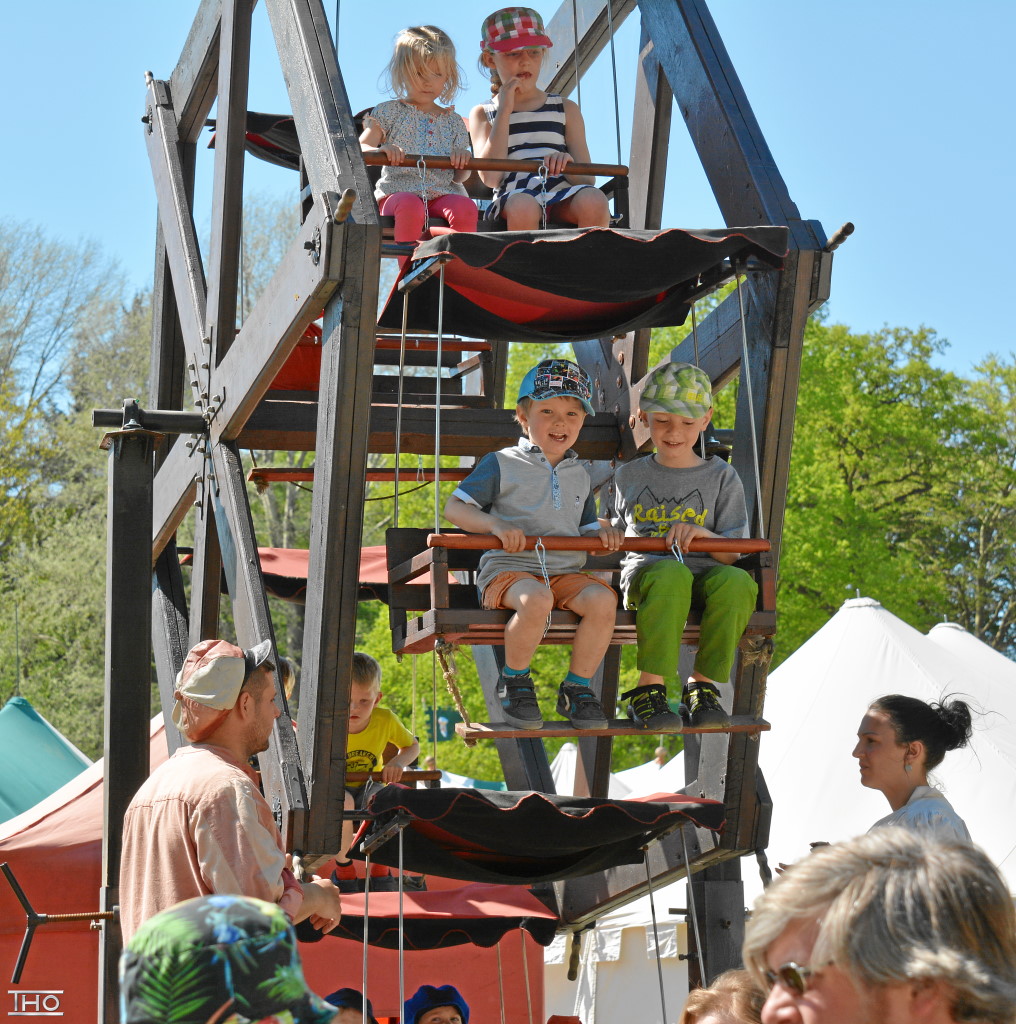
{"left": 296, "top": 882, "right": 558, "bottom": 949}
{"left": 377, "top": 227, "right": 787, "bottom": 342}
{"left": 349, "top": 787, "right": 724, "bottom": 884}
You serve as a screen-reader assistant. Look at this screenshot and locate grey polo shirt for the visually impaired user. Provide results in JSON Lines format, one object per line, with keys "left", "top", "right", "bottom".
{"left": 452, "top": 438, "right": 600, "bottom": 595}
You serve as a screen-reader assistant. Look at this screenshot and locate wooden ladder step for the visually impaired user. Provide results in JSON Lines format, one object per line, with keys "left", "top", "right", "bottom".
{"left": 455, "top": 716, "right": 770, "bottom": 740}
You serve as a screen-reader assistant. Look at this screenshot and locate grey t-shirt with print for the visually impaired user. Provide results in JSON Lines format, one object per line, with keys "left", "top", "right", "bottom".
{"left": 611, "top": 454, "right": 750, "bottom": 595}
{"left": 452, "top": 438, "right": 601, "bottom": 596}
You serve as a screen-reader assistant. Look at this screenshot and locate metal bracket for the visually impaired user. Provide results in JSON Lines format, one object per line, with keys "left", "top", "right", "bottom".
{"left": 303, "top": 225, "right": 322, "bottom": 266}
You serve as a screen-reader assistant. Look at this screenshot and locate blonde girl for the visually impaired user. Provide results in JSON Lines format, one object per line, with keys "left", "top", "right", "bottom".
{"left": 469, "top": 7, "right": 610, "bottom": 231}
{"left": 360, "top": 26, "right": 478, "bottom": 243}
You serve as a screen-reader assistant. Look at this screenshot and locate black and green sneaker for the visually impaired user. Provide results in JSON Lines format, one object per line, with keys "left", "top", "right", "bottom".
{"left": 496, "top": 671, "right": 543, "bottom": 730}
{"left": 683, "top": 681, "right": 730, "bottom": 730}
{"left": 620, "top": 683, "right": 684, "bottom": 733}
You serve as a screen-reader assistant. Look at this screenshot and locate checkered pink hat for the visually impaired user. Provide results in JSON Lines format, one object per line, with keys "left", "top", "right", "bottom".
{"left": 481, "top": 7, "right": 553, "bottom": 52}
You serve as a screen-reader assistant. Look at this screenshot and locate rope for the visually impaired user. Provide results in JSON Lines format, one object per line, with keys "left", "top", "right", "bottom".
{"left": 734, "top": 270, "right": 767, "bottom": 538}
{"left": 434, "top": 262, "right": 446, "bottom": 532}
{"left": 570, "top": 0, "right": 582, "bottom": 111}
{"left": 642, "top": 845, "right": 669, "bottom": 1024}
{"left": 606, "top": 0, "right": 622, "bottom": 167}
{"left": 393, "top": 293, "right": 410, "bottom": 528}
{"left": 496, "top": 943, "right": 507, "bottom": 1024}
{"left": 435, "top": 640, "right": 475, "bottom": 737}
{"left": 521, "top": 930, "right": 534, "bottom": 1024}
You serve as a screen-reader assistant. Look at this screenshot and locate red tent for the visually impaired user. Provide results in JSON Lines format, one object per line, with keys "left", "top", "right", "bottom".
{"left": 0, "top": 717, "right": 547, "bottom": 1021}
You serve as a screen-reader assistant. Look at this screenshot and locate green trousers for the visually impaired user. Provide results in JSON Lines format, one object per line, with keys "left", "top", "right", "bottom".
{"left": 626, "top": 559, "right": 758, "bottom": 682}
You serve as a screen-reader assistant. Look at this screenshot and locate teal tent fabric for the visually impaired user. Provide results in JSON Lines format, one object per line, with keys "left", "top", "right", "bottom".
{"left": 0, "top": 696, "right": 92, "bottom": 823}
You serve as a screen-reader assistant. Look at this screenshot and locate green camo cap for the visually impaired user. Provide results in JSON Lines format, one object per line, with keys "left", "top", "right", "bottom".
{"left": 639, "top": 362, "right": 712, "bottom": 417}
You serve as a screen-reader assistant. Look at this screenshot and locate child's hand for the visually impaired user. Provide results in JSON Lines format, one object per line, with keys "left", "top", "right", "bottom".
{"left": 596, "top": 525, "right": 625, "bottom": 551}
{"left": 498, "top": 79, "right": 522, "bottom": 114}
{"left": 380, "top": 762, "right": 404, "bottom": 784}
{"left": 543, "top": 151, "right": 573, "bottom": 177}
{"left": 449, "top": 146, "right": 472, "bottom": 169}
{"left": 379, "top": 143, "right": 406, "bottom": 166}
{"left": 665, "top": 523, "right": 713, "bottom": 553}
{"left": 491, "top": 520, "right": 527, "bottom": 553}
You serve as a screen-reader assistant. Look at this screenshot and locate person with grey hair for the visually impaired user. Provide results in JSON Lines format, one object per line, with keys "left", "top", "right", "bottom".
{"left": 743, "top": 828, "right": 1016, "bottom": 1024}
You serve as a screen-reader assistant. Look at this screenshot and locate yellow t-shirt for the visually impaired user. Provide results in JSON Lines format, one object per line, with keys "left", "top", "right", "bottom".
{"left": 345, "top": 706, "right": 415, "bottom": 785}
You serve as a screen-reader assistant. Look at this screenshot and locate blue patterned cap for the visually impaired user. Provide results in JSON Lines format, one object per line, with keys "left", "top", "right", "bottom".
{"left": 517, "top": 359, "right": 595, "bottom": 415}
{"left": 119, "top": 895, "right": 337, "bottom": 1024}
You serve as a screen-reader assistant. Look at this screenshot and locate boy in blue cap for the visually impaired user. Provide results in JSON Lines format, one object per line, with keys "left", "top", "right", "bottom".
{"left": 612, "top": 361, "right": 757, "bottom": 732}
{"left": 444, "top": 358, "right": 623, "bottom": 730}
{"left": 404, "top": 984, "right": 469, "bottom": 1024}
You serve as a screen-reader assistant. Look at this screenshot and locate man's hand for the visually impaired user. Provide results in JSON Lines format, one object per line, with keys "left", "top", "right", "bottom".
{"left": 301, "top": 876, "right": 342, "bottom": 933}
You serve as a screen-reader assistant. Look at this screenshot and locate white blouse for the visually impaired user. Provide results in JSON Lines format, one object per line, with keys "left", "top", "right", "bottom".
{"left": 870, "top": 785, "right": 971, "bottom": 843}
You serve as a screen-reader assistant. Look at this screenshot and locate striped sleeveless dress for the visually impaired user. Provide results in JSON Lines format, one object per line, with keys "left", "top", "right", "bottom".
{"left": 482, "top": 93, "right": 597, "bottom": 221}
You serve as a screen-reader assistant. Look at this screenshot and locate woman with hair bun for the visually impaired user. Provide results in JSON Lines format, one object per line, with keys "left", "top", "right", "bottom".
{"left": 852, "top": 693, "right": 973, "bottom": 842}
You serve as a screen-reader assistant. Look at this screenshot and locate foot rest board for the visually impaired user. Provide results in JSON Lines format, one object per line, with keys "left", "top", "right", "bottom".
{"left": 455, "top": 716, "right": 770, "bottom": 740}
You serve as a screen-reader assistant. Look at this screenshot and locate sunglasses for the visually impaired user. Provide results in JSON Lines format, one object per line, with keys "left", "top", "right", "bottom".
{"left": 763, "top": 962, "right": 819, "bottom": 996}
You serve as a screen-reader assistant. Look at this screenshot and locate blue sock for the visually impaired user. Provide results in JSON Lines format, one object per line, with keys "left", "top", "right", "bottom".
{"left": 564, "top": 671, "right": 590, "bottom": 688}
{"left": 503, "top": 665, "right": 530, "bottom": 677}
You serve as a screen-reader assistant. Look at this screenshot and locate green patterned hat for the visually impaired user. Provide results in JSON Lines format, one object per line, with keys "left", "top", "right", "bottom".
{"left": 120, "top": 895, "right": 337, "bottom": 1024}
{"left": 639, "top": 362, "right": 712, "bottom": 417}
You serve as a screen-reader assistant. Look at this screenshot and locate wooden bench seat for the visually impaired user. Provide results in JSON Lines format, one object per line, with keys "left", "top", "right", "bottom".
{"left": 386, "top": 527, "right": 776, "bottom": 656}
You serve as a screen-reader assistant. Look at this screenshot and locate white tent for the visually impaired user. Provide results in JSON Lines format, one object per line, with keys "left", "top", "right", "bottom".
{"left": 753, "top": 597, "right": 1016, "bottom": 904}
{"left": 546, "top": 747, "right": 695, "bottom": 1023}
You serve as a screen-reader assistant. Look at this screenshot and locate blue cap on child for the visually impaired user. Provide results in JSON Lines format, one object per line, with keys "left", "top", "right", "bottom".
{"left": 517, "top": 359, "right": 595, "bottom": 415}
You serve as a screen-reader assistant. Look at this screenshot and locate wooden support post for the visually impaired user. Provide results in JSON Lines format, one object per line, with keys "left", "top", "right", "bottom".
{"left": 296, "top": 221, "right": 381, "bottom": 856}
{"left": 188, "top": 493, "right": 222, "bottom": 646}
{"left": 98, "top": 426, "right": 157, "bottom": 1023}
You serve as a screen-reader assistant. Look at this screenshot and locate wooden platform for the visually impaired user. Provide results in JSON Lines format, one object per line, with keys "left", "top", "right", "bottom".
{"left": 456, "top": 716, "right": 771, "bottom": 740}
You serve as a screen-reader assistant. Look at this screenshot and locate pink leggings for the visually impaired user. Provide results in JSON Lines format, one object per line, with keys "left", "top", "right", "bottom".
{"left": 379, "top": 191, "right": 478, "bottom": 242}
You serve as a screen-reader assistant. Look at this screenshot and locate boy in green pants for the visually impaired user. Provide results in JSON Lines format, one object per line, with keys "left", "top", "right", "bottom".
{"left": 612, "top": 362, "right": 757, "bottom": 732}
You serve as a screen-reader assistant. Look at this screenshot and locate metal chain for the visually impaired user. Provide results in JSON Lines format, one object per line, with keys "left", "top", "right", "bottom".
{"left": 538, "top": 163, "right": 549, "bottom": 230}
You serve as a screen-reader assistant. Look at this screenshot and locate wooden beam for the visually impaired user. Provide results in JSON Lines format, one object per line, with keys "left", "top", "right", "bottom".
{"left": 170, "top": 0, "right": 223, "bottom": 143}
{"left": 638, "top": 0, "right": 824, "bottom": 245}
{"left": 152, "top": 541, "right": 190, "bottom": 759}
{"left": 144, "top": 76, "right": 208, "bottom": 357}
{"left": 295, "top": 222, "right": 381, "bottom": 856}
{"left": 188, "top": 496, "right": 222, "bottom": 646}
{"left": 205, "top": 0, "right": 252, "bottom": 366}
{"left": 212, "top": 205, "right": 347, "bottom": 442}
{"left": 149, "top": 203, "right": 345, "bottom": 562}
{"left": 542, "top": 0, "right": 637, "bottom": 97}
{"left": 263, "top": 0, "right": 377, "bottom": 224}
{"left": 211, "top": 441, "right": 307, "bottom": 841}
{"left": 152, "top": 445, "right": 200, "bottom": 563}
{"left": 628, "top": 22, "right": 672, "bottom": 232}
{"left": 238, "top": 403, "right": 622, "bottom": 458}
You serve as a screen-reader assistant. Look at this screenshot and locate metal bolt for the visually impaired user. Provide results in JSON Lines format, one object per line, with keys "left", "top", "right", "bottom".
{"left": 617, "top": 351, "right": 625, "bottom": 365}
{"left": 616, "top": 375, "right": 623, "bottom": 389}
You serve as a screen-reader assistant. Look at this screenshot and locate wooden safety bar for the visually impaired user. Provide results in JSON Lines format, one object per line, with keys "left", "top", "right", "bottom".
{"left": 363, "top": 152, "right": 628, "bottom": 178}
{"left": 428, "top": 534, "right": 770, "bottom": 554}
{"left": 345, "top": 770, "right": 441, "bottom": 783}
{"left": 248, "top": 467, "right": 471, "bottom": 488}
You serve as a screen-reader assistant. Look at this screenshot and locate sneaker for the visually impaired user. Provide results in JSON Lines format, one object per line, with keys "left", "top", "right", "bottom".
{"left": 683, "top": 682, "right": 730, "bottom": 730}
{"left": 620, "top": 684, "right": 684, "bottom": 733}
{"left": 556, "top": 682, "right": 608, "bottom": 730}
{"left": 401, "top": 874, "right": 428, "bottom": 891}
{"left": 496, "top": 671, "right": 543, "bottom": 730}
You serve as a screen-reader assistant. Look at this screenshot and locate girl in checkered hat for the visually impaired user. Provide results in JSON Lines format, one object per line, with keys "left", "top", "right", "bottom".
{"left": 360, "top": 26, "right": 478, "bottom": 243}
{"left": 469, "top": 8, "right": 611, "bottom": 231}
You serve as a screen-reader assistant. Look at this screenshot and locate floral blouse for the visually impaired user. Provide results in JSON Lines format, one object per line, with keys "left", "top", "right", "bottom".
{"left": 367, "top": 98, "right": 470, "bottom": 200}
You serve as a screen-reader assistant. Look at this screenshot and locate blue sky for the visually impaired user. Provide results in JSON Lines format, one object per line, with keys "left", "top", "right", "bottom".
{"left": 4, "top": 1, "right": 1012, "bottom": 375}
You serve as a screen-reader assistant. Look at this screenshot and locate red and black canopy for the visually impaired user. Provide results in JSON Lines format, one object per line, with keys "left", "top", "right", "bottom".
{"left": 378, "top": 226, "right": 787, "bottom": 342}
{"left": 350, "top": 787, "right": 724, "bottom": 884}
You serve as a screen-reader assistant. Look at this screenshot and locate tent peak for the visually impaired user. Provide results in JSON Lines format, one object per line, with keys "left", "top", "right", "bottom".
{"left": 841, "top": 596, "right": 882, "bottom": 610}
